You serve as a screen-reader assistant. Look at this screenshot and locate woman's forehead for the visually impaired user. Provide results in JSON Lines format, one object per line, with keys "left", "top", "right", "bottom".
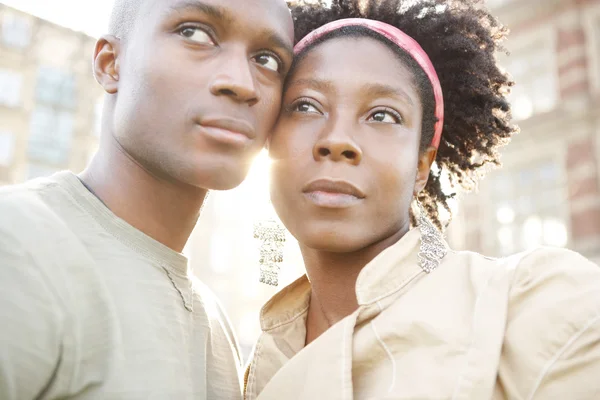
{"left": 288, "top": 37, "right": 418, "bottom": 96}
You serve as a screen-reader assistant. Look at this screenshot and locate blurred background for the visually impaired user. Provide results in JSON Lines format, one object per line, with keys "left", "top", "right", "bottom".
{"left": 0, "top": 0, "right": 599, "bottom": 360}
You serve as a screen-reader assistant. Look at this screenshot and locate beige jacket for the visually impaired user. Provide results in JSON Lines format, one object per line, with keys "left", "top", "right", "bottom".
{"left": 245, "top": 229, "right": 600, "bottom": 399}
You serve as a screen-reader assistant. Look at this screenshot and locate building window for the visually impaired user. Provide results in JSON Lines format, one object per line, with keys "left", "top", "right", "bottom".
{"left": 504, "top": 36, "right": 558, "bottom": 121}
{"left": 36, "top": 67, "right": 76, "bottom": 109}
{"left": 28, "top": 106, "right": 74, "bottom": 164}
{"left": 0, "top": 69, "right": 23, "bottom": 107}
{"left": 1, "top": 11, "right": 31, "bottom": 49}
{"left": 489, "top": 159, "right": 568, "bottom": 256}
{"left": 0, "top": 130, "right": 15, "bottom": 166}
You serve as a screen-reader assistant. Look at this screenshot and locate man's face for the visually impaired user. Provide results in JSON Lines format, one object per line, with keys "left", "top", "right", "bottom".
{"left": 110, "top": 0, "right": 294, "bottom": 190}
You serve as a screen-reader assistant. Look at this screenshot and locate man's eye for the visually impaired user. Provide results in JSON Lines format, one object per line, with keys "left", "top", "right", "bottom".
{"left": 180, "top": 27, "right": 214, "bottom": 45}
{"left": 253, "top": 54, "right": 281, "bottom": 72}
{"left": 293, "top": 101, "right": 320, "bottom": 114}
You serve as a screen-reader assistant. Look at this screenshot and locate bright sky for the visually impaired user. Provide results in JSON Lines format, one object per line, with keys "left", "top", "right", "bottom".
{"left": 0, "top": 0, "right": 114, "bottom": 37}
{"left": 0, "top": 0, "right": 423, "bottom": 39}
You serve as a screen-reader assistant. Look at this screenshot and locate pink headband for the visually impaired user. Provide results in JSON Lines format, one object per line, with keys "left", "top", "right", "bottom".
{"left": 294, "top": 18, "right": 444, "bottom": 148}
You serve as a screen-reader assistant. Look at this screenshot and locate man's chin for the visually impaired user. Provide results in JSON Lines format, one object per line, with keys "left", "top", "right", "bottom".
{"left": 188, "top": 164, "right": 250, "bottom": 191}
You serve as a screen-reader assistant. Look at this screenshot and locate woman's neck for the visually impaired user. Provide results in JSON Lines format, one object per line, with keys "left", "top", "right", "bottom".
{"left": 302, "top": 223, "right": 410, "bottom": 345}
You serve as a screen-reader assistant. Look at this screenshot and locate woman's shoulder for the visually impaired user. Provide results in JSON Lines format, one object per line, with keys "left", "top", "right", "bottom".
{"left": 447, "top": 247, "right": 600, "bottom": 397}
{"left": 507, "top": 246, "right": 599, "bottom": 281}
{"left": 491, "top": 247, "right": 600, "bottom": 398}
{"left": 496, "top": 246, "right": 600, "bottom": 328}
{"left": 448, "top": 246, "right": 600, "bottom": 312}
{"left": 443, "top": 246, "right": 600, "bottom": 334}
{"left": 447, "top": 245, "right": 599, "bottom": 283}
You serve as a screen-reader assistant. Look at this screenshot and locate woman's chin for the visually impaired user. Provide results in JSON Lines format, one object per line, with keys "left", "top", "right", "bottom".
{"left": 299, "top": 230, "right": 366, "bottom": 254}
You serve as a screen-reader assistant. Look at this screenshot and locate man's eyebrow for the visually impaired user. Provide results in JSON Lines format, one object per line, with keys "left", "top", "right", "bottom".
{"left": 169, "top": 0, "right": 233, "bottom": 24}
{"left": 260, "top": 30, "right": 294, "bottom": 59}
{"left": 364, "top": 83, "right": 414, "bottom": 106}
{"left": 167, "top": 2, "right": 293, "bottom": 58}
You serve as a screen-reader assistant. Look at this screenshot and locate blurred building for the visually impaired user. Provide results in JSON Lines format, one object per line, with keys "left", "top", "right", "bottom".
{"left": 0, "top": 4, "right": 103, "bottom": 185}
{"left": 448, "top": 0, "right": 600, "bottom": 266}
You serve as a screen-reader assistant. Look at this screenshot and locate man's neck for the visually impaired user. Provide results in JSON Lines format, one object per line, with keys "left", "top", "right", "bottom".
{"left": 302, "top": 225, "right": 409, "bottom": 344}
{"left": 79, "top": 137, "right": 207, "bottom": 253}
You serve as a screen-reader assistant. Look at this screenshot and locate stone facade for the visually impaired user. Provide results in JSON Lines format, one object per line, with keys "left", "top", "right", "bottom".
{"left": 0, "top": 4, "right": 103, "bottom": 185}
{"left": 448, "top": 0, "right": 600, "bottom": 265}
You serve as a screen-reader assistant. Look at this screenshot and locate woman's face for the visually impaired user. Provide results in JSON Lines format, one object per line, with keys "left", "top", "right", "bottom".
{"left": 269, "top": 36, "right": 433, "bottom": 252}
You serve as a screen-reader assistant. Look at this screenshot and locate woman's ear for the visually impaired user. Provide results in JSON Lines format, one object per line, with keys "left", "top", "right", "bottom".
{"left": 414, "top": 146, "right": 437, "bottom": 194}
{"left": 93, "top": 35, "right": 121, "bottom": 95}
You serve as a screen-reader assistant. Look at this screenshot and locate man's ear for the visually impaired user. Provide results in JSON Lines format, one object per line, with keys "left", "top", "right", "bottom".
{"left": 414, "top": 146, "right": 437, "bottom": 194}
{"left": 93, "top": 35, "right": 121, "bottom": 94}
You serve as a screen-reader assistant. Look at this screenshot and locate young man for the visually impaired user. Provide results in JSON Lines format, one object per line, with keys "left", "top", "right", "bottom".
{"left": 0, "top": 0, "right": 293, "bottom": 398}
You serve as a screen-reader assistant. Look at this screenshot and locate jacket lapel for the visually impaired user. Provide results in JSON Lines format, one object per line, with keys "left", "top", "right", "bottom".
{"left": 257, "top": 311, "right": 359, "bottom": 400}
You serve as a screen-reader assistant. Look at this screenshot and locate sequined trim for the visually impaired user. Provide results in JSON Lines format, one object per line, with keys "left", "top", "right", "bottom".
{"left": 254, "top": 220, "right": 286, "bottom": 286}
{"left": 417, "top": 203, "right": 447, "bottom": 273}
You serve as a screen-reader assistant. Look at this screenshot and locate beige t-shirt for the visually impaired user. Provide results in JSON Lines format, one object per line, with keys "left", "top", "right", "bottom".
{"left": 0, "top": 172, "right": 242, "bottom": 400}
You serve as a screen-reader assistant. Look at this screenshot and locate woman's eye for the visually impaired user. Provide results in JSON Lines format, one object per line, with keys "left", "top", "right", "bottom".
{"left": 369, "top": 110, "right": 402, "bottom": 124}
{"left": 253, "top": 54, "right": 281, "bottom": 72}
{"left": 180, "top": 27, "right": 214, "bottom": 45}
{"left": 293, "top": 101, "right": 320, "bottom": 114}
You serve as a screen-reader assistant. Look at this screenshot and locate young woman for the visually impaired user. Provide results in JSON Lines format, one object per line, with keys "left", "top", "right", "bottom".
{"left": 244, "top": 1, "right": 600, "bottom": 399}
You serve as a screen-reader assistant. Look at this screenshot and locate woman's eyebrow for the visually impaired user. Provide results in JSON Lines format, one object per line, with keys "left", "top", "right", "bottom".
{"left": 286, "top": 77, "right": 335, "bottom": 93}
{"left": 363, "top": 83, "right": 414, "bottom": 106}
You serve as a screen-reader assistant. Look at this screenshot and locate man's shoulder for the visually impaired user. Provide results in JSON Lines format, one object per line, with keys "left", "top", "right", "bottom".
{"left": 0, "top": 178, "right": 60, "bottom": 224}
{"left": 191, "top": 277, "right": 232, "bottom": 322}
{"left": 0, "top": 176, "right": 78, "bottom": 248}
{"left": 191, "top": 277, "right": 242, "bottom": 362}
{"left": 0, "top": 174, "right": 65, "bottom": 204}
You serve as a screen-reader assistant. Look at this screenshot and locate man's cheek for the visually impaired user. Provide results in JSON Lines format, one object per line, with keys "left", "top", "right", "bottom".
{"left": 265, "top": 89, "right": 282, "bottom": 114}
{"left": 258, "top": 105, "right": 280, "bottom": 135}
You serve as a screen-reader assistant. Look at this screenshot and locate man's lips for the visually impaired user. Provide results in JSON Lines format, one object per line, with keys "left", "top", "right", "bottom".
{"left": 197, "top": 116, "right": 256, "bottom": 147}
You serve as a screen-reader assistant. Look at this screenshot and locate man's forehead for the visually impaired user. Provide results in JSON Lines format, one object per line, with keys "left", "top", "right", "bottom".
{"left": 163, "top": 0, "right": 294, "bottom": 43}
{"left": 163, "top": 0, "right": 291, "bottom": 22}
